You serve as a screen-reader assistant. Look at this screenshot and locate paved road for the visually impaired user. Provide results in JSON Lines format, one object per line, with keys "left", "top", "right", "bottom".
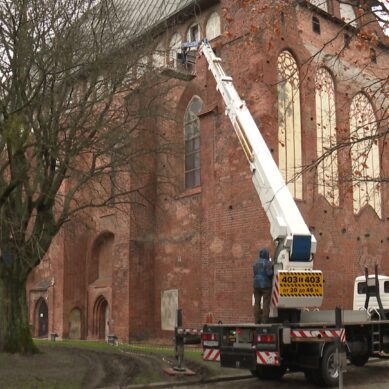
{"left": 174, "top": 359, "right": 389, "bottom": 388}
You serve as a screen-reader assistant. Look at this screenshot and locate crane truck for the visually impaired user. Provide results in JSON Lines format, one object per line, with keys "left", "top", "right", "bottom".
{"left": 175, "top": 40, "right": 389, "bottom": 387}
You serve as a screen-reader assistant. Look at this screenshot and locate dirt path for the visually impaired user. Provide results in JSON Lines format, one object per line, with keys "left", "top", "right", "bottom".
{"left": 0, "top": 344, "right": 212, "bottom": 389}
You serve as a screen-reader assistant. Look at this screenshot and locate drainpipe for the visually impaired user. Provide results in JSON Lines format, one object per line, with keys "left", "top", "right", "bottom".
{"left": 50, "top": 278, "right": 55, "bottom": 336}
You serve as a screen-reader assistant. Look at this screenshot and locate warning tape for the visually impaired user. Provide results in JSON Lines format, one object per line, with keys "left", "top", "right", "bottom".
{"left": 271, "top": 274, "right": 280, "bottom": 308}
{"left": 256, "top": 351, "right": 279, "bottom": 366}
{"left": 280, "top": 293, "right": 322, "bottom": 297}
{"left": 280, "top": 272, "right": 317, "bottom": 276}
{"left": 291, "top": 329, "right": 346, "bottom": 343}
{"left": 203, "top": 348, "right": 220, "bottom": 361}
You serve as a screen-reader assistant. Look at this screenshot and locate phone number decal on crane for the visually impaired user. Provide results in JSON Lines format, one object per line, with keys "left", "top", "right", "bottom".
{"left": 278, "top": 272, "right": 323, "bottom": 297}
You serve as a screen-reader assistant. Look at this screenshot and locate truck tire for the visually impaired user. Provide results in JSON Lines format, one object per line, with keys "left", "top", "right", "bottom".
{"left": 350, "top": 353, "right": 369, "bottom": 367}
{"left": 318, "top": 343, "right": 339, "bottom": 387}
{"left": 251, "top": 365, "right": 287, "bottom": 380}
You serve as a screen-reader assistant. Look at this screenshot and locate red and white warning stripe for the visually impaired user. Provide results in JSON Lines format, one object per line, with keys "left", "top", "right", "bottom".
{"left": 271, "top": 274, "right": 280, "bottom": 308}
{"left": 203, "top": 348, "right": 220, "bottom": 361}
{"left": 256, "top": 351, "right": 279, "bottom": 366}
{"left": 340, "top": 329, "right": 345, "bottom": 343}
{"left": 291, "top": 329, "right": 346, "bottom": 343}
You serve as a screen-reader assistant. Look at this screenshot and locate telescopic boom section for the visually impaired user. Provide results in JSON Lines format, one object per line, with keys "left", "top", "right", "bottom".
{"left": 179, "top": 40, "right": 324, "bottom": 315}
{"left": 198, "top": 41, "right": 316, "bottom": 271}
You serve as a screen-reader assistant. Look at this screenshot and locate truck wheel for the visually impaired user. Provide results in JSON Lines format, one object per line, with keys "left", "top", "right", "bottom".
{"left": 251, "top": 365, "right": 287, "bottom": 380}
{"left": 318, "top": 343, "right": 339, "bottom": 387}
{"left": 350, "top": 353, "right": 369, "bottom": 367}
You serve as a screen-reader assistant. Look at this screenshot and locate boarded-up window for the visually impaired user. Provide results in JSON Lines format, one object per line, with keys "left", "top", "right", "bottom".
{"left": 92, "top": 233, "right": 114, "bottom": 280}
{"left": 161, "top": 289, "right": 178, "bottom": 331}
{"left": 277, "top": 50, "right": 303, "bottom": 199}
{"left": 309, "top": 0, "right": 328, "bottom": 12}
{"left": 206, "top": 12, "right": 221, "bottom": 40}
{"left": 315, "top": 67, "right": 339, "bottom": 206}
{"left": 184, "top": 96, "right": 203, "bottom": 189}
{"left": 350, "top": 93, "right": 381, "bottom": 217}
{"left": 187, "top": 23, "right": 200, "bottom": 42}
{"left": 340, "top": 4, "right": 358, "bottom": 27}
{"left": 69, "top": 308, "right": 82, "bottom": 339}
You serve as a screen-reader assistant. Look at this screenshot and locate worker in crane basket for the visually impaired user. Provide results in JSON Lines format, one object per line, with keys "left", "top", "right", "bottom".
{"left": 253, "top": 248, "right": 273, "bottom": 324}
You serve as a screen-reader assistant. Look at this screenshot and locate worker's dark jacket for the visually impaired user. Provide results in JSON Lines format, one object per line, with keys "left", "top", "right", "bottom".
{"left": 253, "top": 257, "right": 273, "bottom": 289}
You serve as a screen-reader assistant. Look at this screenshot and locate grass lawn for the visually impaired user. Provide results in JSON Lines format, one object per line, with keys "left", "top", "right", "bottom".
{"left": 0, "top": 339, "right": 232, "bottom": 389}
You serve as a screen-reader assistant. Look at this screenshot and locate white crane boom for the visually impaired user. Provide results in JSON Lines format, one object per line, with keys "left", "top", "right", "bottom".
{"left": 182, "top": 40, "right": 323, "bottom": 315}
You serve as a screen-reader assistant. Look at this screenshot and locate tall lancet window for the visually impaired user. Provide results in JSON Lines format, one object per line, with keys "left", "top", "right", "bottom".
{"left": 184, "top": 96, "right": 203, "bottom": 188}
{"left": 315, "top": 67, "right": 339, "bottom": 206}
{"left": 350, "top": 93, "right": 381, "bottom": 217}
{"left": 277, "top": 50, "right": 303, "bottom": 199}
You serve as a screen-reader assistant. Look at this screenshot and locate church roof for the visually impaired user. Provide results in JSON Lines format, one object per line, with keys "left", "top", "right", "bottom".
{"left": 112, "top": 0, "right": 196, "bottom": 37}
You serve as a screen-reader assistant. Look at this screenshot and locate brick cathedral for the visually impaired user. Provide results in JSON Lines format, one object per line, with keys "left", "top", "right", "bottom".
{"left": 27, "top": 0, "right": 389, "bottom": 342}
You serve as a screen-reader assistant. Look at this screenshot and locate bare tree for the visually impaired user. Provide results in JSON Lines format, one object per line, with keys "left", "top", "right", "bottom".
{"left": 0, "top": 0, "right": 178, "bottom": 353}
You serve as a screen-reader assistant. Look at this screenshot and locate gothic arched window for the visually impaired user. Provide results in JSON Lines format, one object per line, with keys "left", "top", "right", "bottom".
{"left": 340, "top": 3, "right": 358, "bottom": 27}
{"left": 277, "top": 50, "right": 303, "bottom": 199}
{"left": 315, "top": 67, "right": 339, "bottom": 206}
{"left": 187, "top": 23, "right": 200, "bottom": 42}
{"left": 350, "top": 93, "right": 381, "bottom": 217}
{"left": 206, "top": 12, "right": 221, "bottom": 40}
{"left": 184, "top": 96, "right": 203, "bottom": 188}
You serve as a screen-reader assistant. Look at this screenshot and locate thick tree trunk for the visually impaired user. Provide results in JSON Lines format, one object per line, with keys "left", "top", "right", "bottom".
{"left": 0, "top": 271, "right": 37, "bottom": 353}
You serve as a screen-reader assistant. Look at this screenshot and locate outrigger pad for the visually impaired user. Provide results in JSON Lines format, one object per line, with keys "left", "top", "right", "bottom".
{"left": 160, "top": 67, "right": 196, "bottom": 81}
{"left": 163, "top": 367, "right": 196, "bottom": 376}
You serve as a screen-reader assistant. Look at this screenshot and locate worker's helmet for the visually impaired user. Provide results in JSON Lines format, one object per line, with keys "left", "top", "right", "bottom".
{"left": 259, "top": 248, "right": 269, "bottom": 259}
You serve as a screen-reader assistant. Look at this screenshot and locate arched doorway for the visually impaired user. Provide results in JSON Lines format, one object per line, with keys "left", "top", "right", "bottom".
{"left": 69, "top": 308, "right": 82, "bottom": 339}
{"left": 36, "top": 298, "right": 48, "bottom": 338}
{"left": 93, "top": 296, "right": 109, "bottom": 340}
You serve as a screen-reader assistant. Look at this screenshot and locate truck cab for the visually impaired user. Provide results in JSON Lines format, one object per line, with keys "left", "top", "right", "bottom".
{"left": 353, "top": 275, "right": 389, "bottom": 312}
